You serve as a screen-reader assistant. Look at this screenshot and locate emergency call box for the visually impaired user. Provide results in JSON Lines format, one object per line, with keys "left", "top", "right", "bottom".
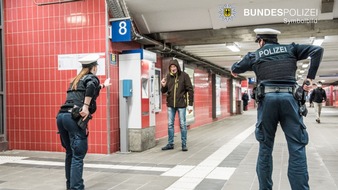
{"left": 122, "top": 79, "right": 132, "bottom": 97}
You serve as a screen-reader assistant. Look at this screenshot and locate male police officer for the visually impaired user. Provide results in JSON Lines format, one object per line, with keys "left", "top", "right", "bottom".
{"left": 231, "top": 28, "right": 323, "bottom": 190}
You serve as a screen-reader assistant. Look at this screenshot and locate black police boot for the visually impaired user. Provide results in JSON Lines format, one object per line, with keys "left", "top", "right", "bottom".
{"left": 162, "top": 144, "right": 174, "bottom": 150}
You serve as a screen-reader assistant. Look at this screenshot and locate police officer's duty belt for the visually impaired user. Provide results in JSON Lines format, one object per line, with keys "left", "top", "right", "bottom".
{"left": 264, "top": 86, "right": 294, "bottom": 94}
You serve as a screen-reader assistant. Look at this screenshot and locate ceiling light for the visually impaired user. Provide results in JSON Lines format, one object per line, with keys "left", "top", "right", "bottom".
{"left": 302, "top": 63, "right": 309, "bottom": 68}
{"left": 312, "top": 37, "right": 325, "bottom": 46}
{"left": 299, "top": 70, "right": 305, "bottom": 74}
{"left": 226, "top": 42, "right": 240, "bottom": 52}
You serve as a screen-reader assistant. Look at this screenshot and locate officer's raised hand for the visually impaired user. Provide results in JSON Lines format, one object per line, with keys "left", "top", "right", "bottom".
{"left": 104, "top": 78, "right": 112, "bottom": 87}
{"left": 100, "top": 78, "right": 112, "bottom": 88}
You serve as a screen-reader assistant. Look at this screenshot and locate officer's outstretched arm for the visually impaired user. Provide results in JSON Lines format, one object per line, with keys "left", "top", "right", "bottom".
{"left": 231, "top": 53, "right": 254, "bottom": 74}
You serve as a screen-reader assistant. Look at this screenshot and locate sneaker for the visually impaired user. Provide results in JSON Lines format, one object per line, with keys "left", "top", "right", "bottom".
{"left": 316, "top": 119, "right": 320, "bottom": 123}
{"left": 162, "top": 144, "right": 174, "bottom": 150}
{"left": 182, "top": 146, "right": 188, "bottom": 151}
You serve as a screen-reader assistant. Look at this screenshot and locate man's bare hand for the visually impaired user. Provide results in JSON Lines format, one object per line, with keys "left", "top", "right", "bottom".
{"left": 161, "top": 78, "right": 167, "bottom": 87}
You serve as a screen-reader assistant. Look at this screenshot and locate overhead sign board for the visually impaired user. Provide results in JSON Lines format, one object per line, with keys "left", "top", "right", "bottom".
{"left": 111, "top": 19, "right": 132, "bottom": 42}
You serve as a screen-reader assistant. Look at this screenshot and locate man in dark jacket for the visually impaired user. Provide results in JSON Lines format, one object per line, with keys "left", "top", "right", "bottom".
{"left": 242, "top": 90, "right": 249, "bottom": 111}
{"left": 231, "top": 28, "right": 323, "bottom": 190}
{"left": 161, "top": 59, "right": 194, "bottom": 151}
{"left": 309, "top": 81, "right": 326, "bottom": 123}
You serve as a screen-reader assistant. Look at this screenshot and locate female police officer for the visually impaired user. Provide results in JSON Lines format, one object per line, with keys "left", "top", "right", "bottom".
{"left": 231, "top": 28, "right": 323, "bottom": 190}
{"left": 56, "top": 54, "right": 111, "bottom": 190}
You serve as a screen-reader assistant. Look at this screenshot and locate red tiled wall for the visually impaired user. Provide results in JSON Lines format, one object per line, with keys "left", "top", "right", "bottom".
{"left": 247, "top": 84, "right": 255, "bottom": 110}
{"left": 4, "top": 0, "right": 109, "bottom": 153}
{"left": 219, "top": 78, "right": 232, "bottom": 118}
{"left": 154, "top": 58, "right": 168, "bottom": 138}
{"left": 192, "top": 69, "right": 213, "bottom": 126}
{"left": 4, "top": 0, "right": 233, "bottom": 154}
{"left": 324, "top": 85, "right": 332, "bottom": 106}
{"left": 333, "top": 86, "right": 338, "bottom": 107}
{"left": 106, "top": 49, "right": 119, "bottom": 153}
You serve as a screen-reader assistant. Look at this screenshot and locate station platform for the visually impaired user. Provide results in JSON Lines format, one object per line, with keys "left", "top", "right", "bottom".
{"left": 0, "top": 106, "right": 337, "bottom": 190}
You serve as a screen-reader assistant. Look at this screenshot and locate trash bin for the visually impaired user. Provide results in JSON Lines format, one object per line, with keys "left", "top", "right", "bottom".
{"left": 236, "top": 100, "right": 243, "bottom": 114}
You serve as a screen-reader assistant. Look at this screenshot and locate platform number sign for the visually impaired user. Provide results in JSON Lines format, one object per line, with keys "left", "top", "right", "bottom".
{"left": 111, "top": 19, "right": 132, "bottom": 42}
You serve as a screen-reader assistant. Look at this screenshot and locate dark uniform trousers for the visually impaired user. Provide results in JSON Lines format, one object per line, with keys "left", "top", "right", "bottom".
{"left": 255, "top": 92, "right": 309, "bottom": 190}
{"left": 57, "top": 112, "right": 88, "bottom": 190}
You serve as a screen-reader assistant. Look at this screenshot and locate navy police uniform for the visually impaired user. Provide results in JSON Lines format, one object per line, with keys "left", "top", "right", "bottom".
{"left": 231, "top": 28, "right": 323, "bottom": 190}
{"left": 56, "top": 54, "right": 102, "bottom": 190}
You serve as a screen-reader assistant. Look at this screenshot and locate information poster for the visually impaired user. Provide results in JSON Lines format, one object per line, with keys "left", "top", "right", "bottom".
{"left": 58, "top": 53, "right": 105, "bottom": 76}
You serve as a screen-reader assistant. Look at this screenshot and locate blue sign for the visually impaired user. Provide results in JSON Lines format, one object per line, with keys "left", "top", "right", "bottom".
{"left": 248, "top": 77, "right": 256, "bottom": 84}
{"left": 111, "top": 19, "right": 132, "bottom": 42}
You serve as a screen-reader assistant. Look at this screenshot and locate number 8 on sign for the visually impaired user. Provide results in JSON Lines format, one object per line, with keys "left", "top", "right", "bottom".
{"left": 119, "top": 21, "right": 127, "bottom": 35}
{"left": 111, "top": 19, "right": 132, "bottom": 42}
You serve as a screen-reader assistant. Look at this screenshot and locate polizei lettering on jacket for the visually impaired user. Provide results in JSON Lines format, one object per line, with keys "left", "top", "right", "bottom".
{"left": 258, "top": 46, "right": 288, "bottom": 58}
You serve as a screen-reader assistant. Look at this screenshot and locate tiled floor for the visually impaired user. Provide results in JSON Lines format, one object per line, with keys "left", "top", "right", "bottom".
{"left": 0, "top": 106, "right": 338, "bottom": 190}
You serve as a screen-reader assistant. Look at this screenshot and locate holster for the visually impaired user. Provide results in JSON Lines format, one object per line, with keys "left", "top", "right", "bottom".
{"left": 299, "top": 104, "right": 308, "bottom": 117}
{"left": 71, "top": 106, "right": 81, "bottom": 120}
{"left": 293, "top": 85, "right": 308, "bottom": 117}
{"left": 77, "top": 114, "right": 92, "bottom": 130}
{"left": 293, "top": 85, "right": 305, "bottom": 102}
{"left": 71, "top": 106, "right": 92, "bottom": 129}
{"left": 252, "top": 85, "right": 265, "bottom": 103}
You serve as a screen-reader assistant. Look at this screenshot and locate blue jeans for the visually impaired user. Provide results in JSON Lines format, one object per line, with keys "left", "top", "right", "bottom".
{"left": 167, "top": 107, "right": 187, "bottom": 146}
{"left": 57, "top": 113, "right": 88, "bottom": 190}
{"left": 255, "top": 92, "right": 309, "bottom": 190}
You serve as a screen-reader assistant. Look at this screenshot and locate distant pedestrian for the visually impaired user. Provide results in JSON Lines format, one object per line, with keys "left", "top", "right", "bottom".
{"left": 309, "top": 81, "right": 326, "bottom": 123}
{"left": 242, "top": 90, "right": 249, "bottom": 111}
